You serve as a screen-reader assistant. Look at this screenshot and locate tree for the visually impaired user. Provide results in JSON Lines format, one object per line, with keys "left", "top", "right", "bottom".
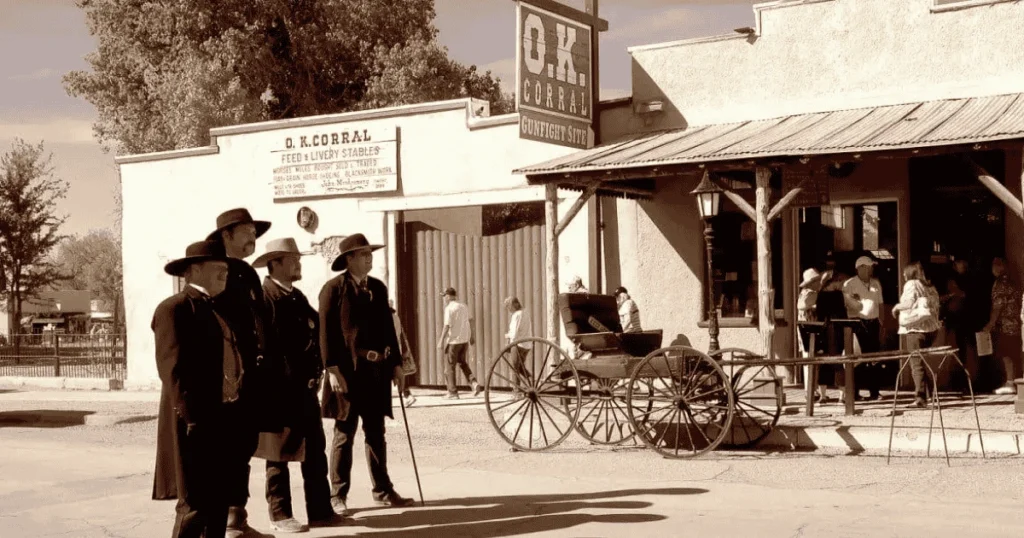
{"left": 52, "top": 229, "right": 124, "bottom": 330}
{"left": 64, "top": 0, "right": 513, "bottom": 154}
{"left": 0, "top": 140, "right": 70, "bottom": 339}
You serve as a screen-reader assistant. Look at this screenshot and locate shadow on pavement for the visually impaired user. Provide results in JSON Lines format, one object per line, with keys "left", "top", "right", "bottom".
{"left": 0, "top": 409, "right": 95, "bottom": 428}
{"left": 338, "top": 487, "right": 703, "bottom": 537}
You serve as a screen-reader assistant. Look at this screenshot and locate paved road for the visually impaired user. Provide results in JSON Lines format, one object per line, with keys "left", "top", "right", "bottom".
{"left": 1, "top": 392, "right": 1022, "bottom": 537}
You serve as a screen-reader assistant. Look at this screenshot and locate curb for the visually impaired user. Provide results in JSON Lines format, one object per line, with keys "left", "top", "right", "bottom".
{"left": 0, "top": 411, "right": 156, "bottom": 427}
{"left": 759, "top": 424, "right": 1022, "bottom": 455}
{"left": 0, "top": 376, "right": 123, "bottom": 391}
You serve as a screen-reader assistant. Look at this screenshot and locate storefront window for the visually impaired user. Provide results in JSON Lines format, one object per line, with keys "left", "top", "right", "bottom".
{"left": 703, "top": 173, "right": 784, "bottom": 321}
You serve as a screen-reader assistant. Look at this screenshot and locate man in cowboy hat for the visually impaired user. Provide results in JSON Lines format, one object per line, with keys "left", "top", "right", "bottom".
{"left": 152, "top": 240, "right": 236, "bottom": 537}
{"left": 319, "top": 233, "right": 414, "bottom": 515}
{"left": 207, "top": 207, "right": 281, "bottom": 537}
{"left": 251, "top": 238, "right": 345, "bottom": 532}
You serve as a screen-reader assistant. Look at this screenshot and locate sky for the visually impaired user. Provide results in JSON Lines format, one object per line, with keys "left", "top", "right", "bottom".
{"left": 1, "top": 0, "right": 756, "bottom": 237}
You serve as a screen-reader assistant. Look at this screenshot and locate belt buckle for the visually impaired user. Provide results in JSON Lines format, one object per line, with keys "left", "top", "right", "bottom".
{"left": 366, "top": 350, "right": 380, "bottom": 362}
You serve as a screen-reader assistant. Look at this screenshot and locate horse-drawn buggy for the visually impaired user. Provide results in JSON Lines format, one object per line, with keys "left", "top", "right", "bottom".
{"left": 483, "top": 293, "right": 785, "bottom": 458}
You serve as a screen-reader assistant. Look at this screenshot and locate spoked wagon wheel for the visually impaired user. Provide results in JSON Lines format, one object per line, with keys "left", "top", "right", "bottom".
{"left": 569, "top": 375, "right": 635, "bottom": 445}
{"left": 625, "top": 346, "right": 734, "bottom": 458}
{"left": 711, "top": 348, "right": 783, "bottom": 449}
{"left": 484, "top": 337, "right": 582, "bottom": 452}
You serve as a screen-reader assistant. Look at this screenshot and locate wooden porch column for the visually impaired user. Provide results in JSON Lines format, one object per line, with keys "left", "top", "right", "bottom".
{"left": 545, "top": 183, "right": 560, "bottom": 341}
{"left": 755, "top": 167, "right": 775, "bottom": 358}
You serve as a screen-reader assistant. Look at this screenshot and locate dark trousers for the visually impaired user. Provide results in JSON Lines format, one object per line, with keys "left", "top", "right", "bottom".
{"left": 853, "top": 319, "right": 883, "bottom": 395}
{"left": 224, "top": 402, "right": 259, "bottom": 527}
{"left": 265, "top": 396, "right": 332, "bottom": 522}
{"left": 172, "top": 415, "right": 230, "bottom": 538}
{"left": 445, "top": 343, "right": 476, "bottom": 394}
{"left": 511, "top": 346, "right": 531, "bottom": 386}
{"left": 906, "top": 331, "right": 937, "bottom": 398}
{"left": 329, "top": 397, "right": 393, "bottom": 500}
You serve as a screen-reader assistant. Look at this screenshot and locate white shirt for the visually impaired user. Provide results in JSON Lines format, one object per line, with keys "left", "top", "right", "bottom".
{"left": 443, "top": 301, "right": 472, "bottom": 345}
{"left": 842, "top": 276, "right": 883, "bottom": 320}
{"left": 506, "top": 310, "right": 532, "bottom": 349}
{"left": 618, "top": 298, "right": 641, "bottom": 333}
{"left": 270, "top": 277, "right": 293, "bottom": 292}
{"left": 189, "top": 283, "right": 210, "bottom": 296}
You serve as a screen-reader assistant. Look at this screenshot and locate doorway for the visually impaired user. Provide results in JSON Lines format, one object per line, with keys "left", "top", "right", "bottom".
{"left": 796, "top": 201, "right": 901, "bottom": 349}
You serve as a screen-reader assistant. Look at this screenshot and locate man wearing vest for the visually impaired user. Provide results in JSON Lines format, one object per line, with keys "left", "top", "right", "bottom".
{"left": 252, "top": 238, "right": 345, "bottom": 532}
{"left": 319, "top": 234, "right": 414, "bottom": 516}
{"left": 151, "top": 240, "right": 235, "bottom": 538}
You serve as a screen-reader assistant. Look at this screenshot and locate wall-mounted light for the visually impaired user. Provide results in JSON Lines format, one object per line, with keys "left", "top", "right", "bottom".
{"left": 634, "top": 100, "right": 664, "bottom": 126}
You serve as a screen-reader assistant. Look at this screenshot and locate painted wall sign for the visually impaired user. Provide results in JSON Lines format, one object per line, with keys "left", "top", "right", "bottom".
{"left": 516, "top": 1, "right": 594, "bottom": 149}
{"left": 271, "top": 125, "right": 398, "bottom": 200}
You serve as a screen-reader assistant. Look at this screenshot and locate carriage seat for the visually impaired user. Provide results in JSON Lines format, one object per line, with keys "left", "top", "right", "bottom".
{"left": 558, "top": 293, "right": 663, "bottom": 357}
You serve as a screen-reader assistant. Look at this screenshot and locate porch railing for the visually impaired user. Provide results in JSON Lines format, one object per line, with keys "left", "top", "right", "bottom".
{"left": 0, "top": 333, "right": 127, "bottom": 381}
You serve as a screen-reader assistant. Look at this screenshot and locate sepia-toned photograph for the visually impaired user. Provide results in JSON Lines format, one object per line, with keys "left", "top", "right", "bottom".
{"left": 2, "top": 1, "right": 1024, "bottom": 536}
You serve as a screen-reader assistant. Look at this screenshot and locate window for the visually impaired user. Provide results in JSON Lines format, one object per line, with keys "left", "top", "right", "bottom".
{"left": 173, "top": 276, "right": 186, "bottom": 294}
{"left": 703, "top": 172, "right": 785, "bottom": 322}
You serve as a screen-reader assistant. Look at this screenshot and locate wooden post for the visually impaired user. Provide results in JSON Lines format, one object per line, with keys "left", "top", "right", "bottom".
{"left": 545, "top": 183, "right": 560, "bottom": 342}
{"left": 586, "top": 0, "right": 602, "bottom": 295}
{"left": 755, "top": 167, "right": 775, "bottom": 359}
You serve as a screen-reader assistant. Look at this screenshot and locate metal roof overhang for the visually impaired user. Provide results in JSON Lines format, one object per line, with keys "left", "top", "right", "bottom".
{"left": 516, "top": 92, "right": 1024, "bottom": 193}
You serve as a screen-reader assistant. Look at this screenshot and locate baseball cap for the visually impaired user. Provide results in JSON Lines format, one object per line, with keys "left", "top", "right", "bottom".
{"left": 613, "top": 286, "right": 628, "bottom": 295}
{"left": 440, "top": 287, "right": 457, "bottom": 297}
{"left": 854, "top": 256, "right": 877, "bottom": 269}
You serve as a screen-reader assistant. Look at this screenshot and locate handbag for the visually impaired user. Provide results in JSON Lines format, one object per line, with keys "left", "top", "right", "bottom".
{"left": 899, "top": 296, "right": 933, "bottom": 326}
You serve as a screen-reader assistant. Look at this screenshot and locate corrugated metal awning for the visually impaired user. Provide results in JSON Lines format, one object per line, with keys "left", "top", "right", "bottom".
{"left": 516, "top": 92, "right": 1024, "bottom": 179}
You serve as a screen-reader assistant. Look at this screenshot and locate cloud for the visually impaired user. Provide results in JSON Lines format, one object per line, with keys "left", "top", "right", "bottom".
{"left": 7, "top": 68, "right": 59, "bottom": 81}
{"left": 603, "top": 6, "right": 750, "bottom": 45}
{"left": 0, "top": 119, "right": 96, "bottom": 146}
{"left": 480, "top": 57, "right": 517, "bottom": 91}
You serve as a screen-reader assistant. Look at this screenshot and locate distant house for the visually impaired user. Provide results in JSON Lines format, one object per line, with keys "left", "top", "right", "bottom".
{"left": 0, "top": 290, "right": 93, "bottom": 336}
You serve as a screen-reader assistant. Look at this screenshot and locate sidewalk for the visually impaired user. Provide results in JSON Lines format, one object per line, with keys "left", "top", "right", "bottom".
{"left": 1, "top": 385, "right": 1021, "bottom": 456}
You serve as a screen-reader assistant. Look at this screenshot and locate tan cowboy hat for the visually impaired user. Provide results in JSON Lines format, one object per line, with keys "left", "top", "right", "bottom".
{"left": 799, "top": 268, "right": 822, "bottom": 289}
{"left": 330, "top": 233, "right": 384, "bottom": 272}
{"left": 252, "top": 237, "right": 302, "bottom": 268}
{"left": 164, "top": 240, "right": 230, "bottom": 277}
{"left": 206, "top": 208, "right": 271, "bottom": 241}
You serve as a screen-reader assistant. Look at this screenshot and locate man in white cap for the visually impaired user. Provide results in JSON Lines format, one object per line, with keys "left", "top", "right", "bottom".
{"left": 843, "top": 255, "right": 885, "bottom": 400}
{"left": 566, "top": 275, "right": 588, "bottom": 293}
{"left": 252, "top": 238, "right": 344, "bottom": 532}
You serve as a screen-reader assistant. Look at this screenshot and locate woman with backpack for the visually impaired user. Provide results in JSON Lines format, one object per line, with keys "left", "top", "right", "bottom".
{"left": 892, "top": 262, "right": 942, "bottom": 408}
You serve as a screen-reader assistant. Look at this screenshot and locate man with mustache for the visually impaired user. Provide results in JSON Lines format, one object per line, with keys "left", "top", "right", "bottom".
{"left": 151, "top": 240, "right": 234, "bottom": 537}
{"left": 207, "top": 208, "right": 284, "bottom": 537}
{"left": 319, "top": 233, "right": 414, "bottom": 516}
{"left": 253, "top": 238, "right": 345, "bottom": 531}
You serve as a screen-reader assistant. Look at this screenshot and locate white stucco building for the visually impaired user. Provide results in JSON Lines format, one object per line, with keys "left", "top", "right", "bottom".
{"left": 118, "top": 99, "right": 591, "bottom": 389}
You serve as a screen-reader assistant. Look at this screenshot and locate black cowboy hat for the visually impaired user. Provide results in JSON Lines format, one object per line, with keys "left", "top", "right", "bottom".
{"left": 164, "top": 240, "right": 230, "bottom": 276}
{"left": 206, "top": 208, "right": 271, "bottom": 241}
{"left": 330, "top": 233, "right": 384, "bottom": 272}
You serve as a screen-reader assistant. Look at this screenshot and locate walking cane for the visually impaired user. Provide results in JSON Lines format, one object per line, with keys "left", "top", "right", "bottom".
{"left": 397, "top": 385, "right": 425, "bottom": 507}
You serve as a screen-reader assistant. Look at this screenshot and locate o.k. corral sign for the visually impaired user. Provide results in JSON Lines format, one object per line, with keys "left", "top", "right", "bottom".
{"left": 271, "top": 125, "right": 398, "bottom": 200}
{"left": 517, "top": 1, "right": 594, "bottom": 150}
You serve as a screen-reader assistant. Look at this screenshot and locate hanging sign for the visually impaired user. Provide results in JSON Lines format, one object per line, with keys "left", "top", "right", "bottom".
{"left": 783, "top": 168, "right": 831, "bottom": 207}
{"left": 271, "top": 125, "right": 398, "bottom": 200}
{"left": 516, "top": 1, "right": 594, "bottom": 149}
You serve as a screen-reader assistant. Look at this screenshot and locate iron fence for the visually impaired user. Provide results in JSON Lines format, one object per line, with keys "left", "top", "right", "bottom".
{"left": 0, "top": 333, "right": 126, "bottom": 380}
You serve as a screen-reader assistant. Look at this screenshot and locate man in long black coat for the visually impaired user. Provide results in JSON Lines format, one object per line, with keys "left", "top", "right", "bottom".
{"left": 252, "top": 238, "right": 344, "bottom": 532}
{"left": 152, "top": 240, "right": 235, "bottom": 538}
{"left": 206, "top": 208, "right": 283, "bottom": 537}
{"left": 319, "top": 233, "right": 414, "bottom": 515}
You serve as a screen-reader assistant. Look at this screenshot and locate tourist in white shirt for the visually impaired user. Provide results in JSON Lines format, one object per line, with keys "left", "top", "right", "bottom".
{"left": 842, "top": 256, "right": 885, "bottom": 401}
{"left": 504, "top": 296, "right": 532, "bottom": 395}
{"left": 437, "top": 287, "right": 481, "bottom": 399}
{"left": 614, "top": 287, "right": 642, "bottom": 333}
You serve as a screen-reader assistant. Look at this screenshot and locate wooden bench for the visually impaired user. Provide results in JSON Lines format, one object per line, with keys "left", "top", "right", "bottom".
{"left": 558, "top": 293, "right": 663, "bottom": 379}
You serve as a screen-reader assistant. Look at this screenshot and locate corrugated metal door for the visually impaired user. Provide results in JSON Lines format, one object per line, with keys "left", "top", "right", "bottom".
{"left": 400, "top": 222, "right": 547, "bottom": 388}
